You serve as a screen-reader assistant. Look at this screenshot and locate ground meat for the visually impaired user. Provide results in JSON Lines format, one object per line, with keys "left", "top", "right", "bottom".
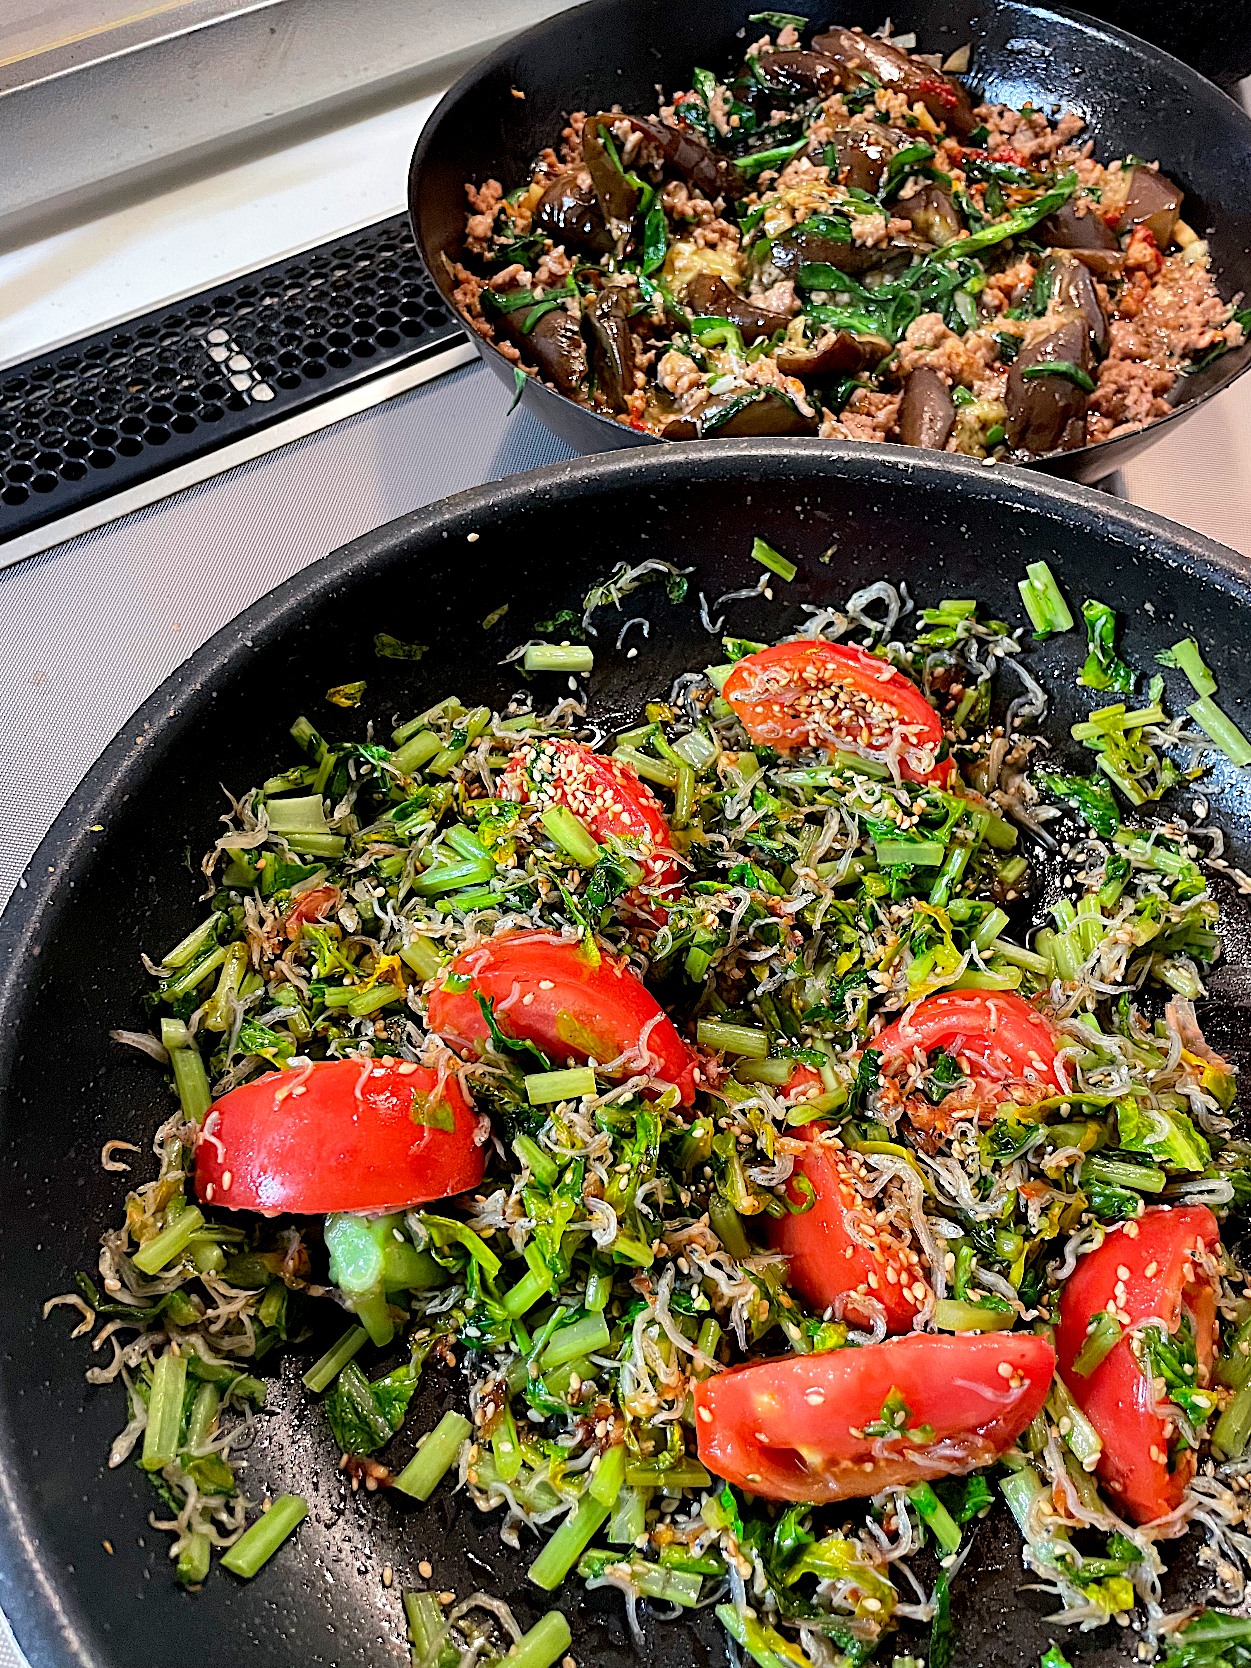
{"left": 448, "top": 259, "right": 486, "bottom": 321}
{"left": 534, "top": 247, "right": 573, "bottom": 287}
{"left": 1087, "top": 253, "right": 1240, "bottom": 440}
{"left": 897, "top": 313, "right": 1002, "bottom": 394}
{"left": 708, "top": 85, "right": 732, "bottom": 137}
{"left": 821, "top": 387, "right": 902, "bottom": 441}
{"left": 744, "top": 354, "right": 815, "bottom": 417}
{"left": 974, "top": 103, "right": 1084, "bottom": 161}
{"left": 752, "top": 278, "right": 799, "bottom": 315}
{"left": 560, "top": 113, "right": 586, "bottom": 164}
{"left": 658, "top": 350, "right": 705, "bottom": 399}
{"left": 465, "top": 179, "right": 505, "bottom": 252}
{"left": 981, "top": 256, "right": 1038, "bottom": 314}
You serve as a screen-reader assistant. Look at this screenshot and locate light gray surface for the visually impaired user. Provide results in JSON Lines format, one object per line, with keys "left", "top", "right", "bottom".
{"left": 0, "top": 359, "right": 574, "bottom": 913}
{"left": 2, "top": 0, "right": 575, "bottom": 244}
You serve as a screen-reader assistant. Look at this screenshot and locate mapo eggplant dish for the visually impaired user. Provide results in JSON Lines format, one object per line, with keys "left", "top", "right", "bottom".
{"left": 449, "top": 14, "right": 1247, "bottom": 456}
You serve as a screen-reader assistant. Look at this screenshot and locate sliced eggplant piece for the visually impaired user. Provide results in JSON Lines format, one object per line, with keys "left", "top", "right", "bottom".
{"left": 812, "top": 27, "right": 977, "bottom": 137}
{"left": 767, "top": 223, "right": 921, "bottom": 279}
{"left": 533, "top": 174, "right": 614, "bottom": 255}
{"left": 686, "top": 275, "right": 792, "bottom": 343}
{"left": 1115, "top": 165, "right": 1184, "bottom": 248}
{"left": 775, "top": 328, "right": 891, "bottom": 377}
{"left": 699, "top": 388, "right": 817, "bottom": 437}
{"left": 892, "top": 185, "right": 962, "bottom": 246}
{"left": 1038, "top": 200, "right": 1123, "bottom": 279}
{"left": 500, "top": 304, "right": 589, "bottom": 402}
{"left": 1034, "top": 252, "right": 1108, "bottom": 357}
{"left": 1004, "top": 318, "right": 1091, "bottom": 454}
{"left": 825, "top": 125, "right": 911, "bottom": 194}
{"left": 583, "top": 289, "right": 637, "bottom": 411}
{"left": 585, "top": 113, "right": 724, "bottom": 211}
{"left": 754, "top": 50, "right": 846, "bottom": 100}
{"left": 897, "top": 366, "right": 956, "bottom": 449}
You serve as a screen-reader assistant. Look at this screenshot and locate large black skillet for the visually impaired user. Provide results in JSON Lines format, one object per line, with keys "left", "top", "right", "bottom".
{"left": 2, "top": 441, "right": 1251, "bottom": 1668}
{"left": 408, "top": 0, "right": 1251, "bottom": 484}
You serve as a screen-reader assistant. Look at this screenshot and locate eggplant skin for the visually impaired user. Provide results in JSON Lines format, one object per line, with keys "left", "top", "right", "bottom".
{"left": 699, "top": 388, "right": 817, "bottom": 437}
{"left": 583, "top": 289, "right": 637, "bottom": 411}
{"left": 775, "top": 330, "right": 891, "bottom": 378}
{"left": 1004, "top": 319, "right": 1091, "bottom": 454}
{"left": 1115, "top": 166, "right": 1184, "bottom": 249}
{"left": 892, "top": 186, "right": 962, "bottom": 247}
{"left": 754, "top": 50, "right": 846, "bottom": 99}
{"left": 533, "top": 174, "right": 614, "bottom": 256}
{"left": 812, "top": 27, "right": 977, "bottom": 138}
{"left": 685, "top": 275, "right": 792, "bottom": 344}
{"left": 500, "top": 306, "right": 588, "bottom": 401}
{"left": 825, "top": 125, "right": 911, "bottom": 195}
{"left": 1035, "top": 253, "right": 1108, "bottom": 357}
{"left": 897, "top": 367, "right": 956, "bottom": 450}
{"left": 1038, "top": 201, "right": 1124, "bottom": 280}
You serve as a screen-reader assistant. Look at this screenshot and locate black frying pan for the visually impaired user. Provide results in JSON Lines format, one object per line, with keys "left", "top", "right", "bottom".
{"left": 2, "top": 441, "right": 1250, "bottom": 1668}
{"left": 407, "top": 0, "right": 1251, "bottom": 484}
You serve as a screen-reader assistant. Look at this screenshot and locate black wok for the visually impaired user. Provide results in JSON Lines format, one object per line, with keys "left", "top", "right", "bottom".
{"left": 2, "top": 441, "right": 1250, "bottom": 1668}
{"left": 408, "top": 0, "right": 1251, "bottom": 484}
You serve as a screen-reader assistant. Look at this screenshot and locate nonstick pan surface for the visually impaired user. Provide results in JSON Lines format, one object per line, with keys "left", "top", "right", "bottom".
{"left": 2, "top": 442, "right": 1251, "bottom": 1668}
{"left": 408, "top": 0, "right": 1251, "bottom": 483}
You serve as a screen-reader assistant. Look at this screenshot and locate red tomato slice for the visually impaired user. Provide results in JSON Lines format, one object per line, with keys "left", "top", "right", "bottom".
{"left": 280, "top": 883, "right": 340, "bottom": 940}
{"left": 502, "top": 738, "right": 680, "bottom": 900}
{"left": 694, "top": 1332, "right": 1054, "bottom": 1502}
{"left": 769, "top": 1126, "right": 931, "bottom": 1333}
{"left": 193, "top": 1059, "right": 484, "bottom": 1216}
{"left": 875, "top": 990, "right": 1065, "bottom": 1131}
{"left": 426, "top": 929, "right": 699, "bottom": 1103}
{"left": 723, "top": 640, "right": 951, "bottom": 785}
{"left": 1057, "top": 1205, "right": 1219, "bottom": 1523}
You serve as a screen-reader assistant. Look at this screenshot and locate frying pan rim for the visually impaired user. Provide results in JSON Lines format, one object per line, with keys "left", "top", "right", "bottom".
{"left": 406, "top": 0, "right": 1251, "bottom": 471}
{"left": 1, "top": 436, "right": 1249, "bottom": 1668}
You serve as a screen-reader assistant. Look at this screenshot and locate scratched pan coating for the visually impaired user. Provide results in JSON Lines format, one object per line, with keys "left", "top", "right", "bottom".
{"left": 1, "top": 440, "right": 1249, "bottom": 1668}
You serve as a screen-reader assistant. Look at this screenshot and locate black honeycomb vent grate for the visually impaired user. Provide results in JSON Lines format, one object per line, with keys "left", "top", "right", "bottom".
{"left": 0, "top": 214, "right": 464, "bottom": 544}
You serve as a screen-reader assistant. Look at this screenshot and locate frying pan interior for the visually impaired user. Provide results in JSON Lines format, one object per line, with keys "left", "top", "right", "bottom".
{"left": 408, "top": 0, "right": 1251, "bottom": 482}
{"left": 2, "top": 443, "right": 1251, "bottom": 1668}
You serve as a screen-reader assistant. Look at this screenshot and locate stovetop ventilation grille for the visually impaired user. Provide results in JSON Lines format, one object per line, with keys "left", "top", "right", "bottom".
{"left": 0, "top": 214, "right": 463, "bottom": 544}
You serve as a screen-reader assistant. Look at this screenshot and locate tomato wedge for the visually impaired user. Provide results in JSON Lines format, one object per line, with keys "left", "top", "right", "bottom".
{"left": 426, "top": 929, "right": 699, "bottom": 1103}
{"left": 723, "top": 640, "right": 951, "bottom": 785}
{"left": 769, "top": 1127, "right": 931, "bottom": 1333}
{"left": 193, "top": 1058, "right": 484, "bottom": 1216}
{"left": 875, "top": 990, "right": 1064, "bottom": 1131}
{"left": 502, "top": 738, "right": 680, "bottom": 899}
{"left": 1057, "top": 1205, "right": 1219, "bottom": 1523}
{"left": 694, "top": 1332, "right": 1054, "bottom": 1502}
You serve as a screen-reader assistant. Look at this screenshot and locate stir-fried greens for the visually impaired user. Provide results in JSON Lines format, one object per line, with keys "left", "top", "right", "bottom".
{"left": 51, "top": 551, "right": 1251, "bottom": 1668}
{"left": 452, "top": 18, "right": 1246, "bottom": 456}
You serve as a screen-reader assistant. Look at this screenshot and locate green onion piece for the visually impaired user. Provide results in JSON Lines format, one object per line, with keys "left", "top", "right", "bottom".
{"left": 525, "top": 1067, "right": 597, "bottom": 1105}
{"left": 1018, "top": 559, "right": 1075, "bottom": 637}
{"left": 542, "top": 1311, "right": 611, "bottom": 1370}
{"left": 1071, "top": 1311, "right": 1123, "bottom": 1377}
{"left": 301, "top": 1324, "right": 368, "bottom": 1392}
{"left": 400, "top": 937, "right": 445, "bottom": 981}
{"left": 393, "top": 1411, "right": 472, "bottom": 1501}
{"left": 608, "top": 1486, "right": 650, "bottom": 1545}
{"left": 265, "top": 794, "right": 328, "bottom": 834}
{"left": 625, "top": 1457, "right": 711, "bottom": 1490}
{"left": 613, "top": 745, "right": 679, "bottom": 788}
{"left": 716, "top": 1604, "right": 809, "bottom": 1668}
{"left": 493, "top": 1400, "right": 523, "bottom": 1483}
{"left": 412, "top": 857, "right": 495, "bottom": 896}
{"left": 874, "top": 837, "right": 946, "bottom": 868}
{"left": 160, "top": 912, "right": 223, "bottom": 970}
{"left": 391, "top": 730, "right": 441, "bottom": 775}
{"left": 1020, "top": 360, "right": 1096, "bottom": 393}
{"left": 404, "top": 1588, "right": 449, "bottom": 1663}
{"left": 541, "top": 806, "right": 602, "bottom": 866}
{"left": 160, "top": 1019, "right": 212, "bottom": 1122}
{"left": 140, "top": 1349, "right": 189, "bottom": 1471}
{"left": 176, "top": 1531, "right": 211, "bottom": 1585}
{"left": 971, "top": 908, "right": 1011, "bottom": 951}
{"left": 1217, "top": 1317, "right": 1251, "bottom": 1390}
{"left": 1163, "top": 636, "right": 1217, "bottom": 696}
{"left": 279, "top": 831, "right": 346, "bottom": 859}
{"left": 908, "top": 1482, "right": 961, "bottom": 1555}
{"left": 509, "top": 1611, "right": 573, "bottom": 1668}
{"left": 708, "top": 1197, "right": 752, "bottom": 1259}
{"left": 1213, "top": 1382, "right": 1251, "bottom": 1460}
{"left": 1047, "top": 1379, "right": 1103, "bottom": 1467}
{"left": 1080, "top": 1155, "right": 1166, "bottom": 1193}
{"left": 751, "top": 536, "right": 797, "bottom": 583}
{"left": 513, "top": 1133, "right": 559, "bottom": 1188}
{"left": 589, "top": 1442, "right": 627, "bottom": 1508}
{"left": 696, "top": 1020, "right": 770, "bottom": 1058}
{"left": 932, "top": 1298, "right": 1017, "bottom": 1333}
{"left": 220, "top": 1495, "right": 309, "bottom": 1578}
{"left": 133, "top": 1204, "right": 205, "bottom": 1276}
{"left": 999, "top": 1462, "right": 1045, "bottom": 1534}
{"left": 528, "top": 1492, "right": 612, "bottom": 1590}
{"left": 502, "top": 1266, "right": 552, "bottom": 1318}
{"left": 524, "top": 644, "right": 594, "bottom": 674}
{"left": 1188, "top": 696, "right": 1251, "bottom": 768}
